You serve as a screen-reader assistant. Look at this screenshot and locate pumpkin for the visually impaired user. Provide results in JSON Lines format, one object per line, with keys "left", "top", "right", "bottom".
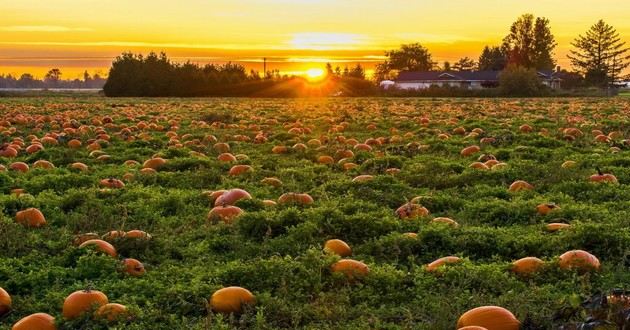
{"left": 213, "top": 142, "right": 230, "bottom": 153}
{"left": 546, "top": 223, "right": 571, "bottom": 232}
{"left": 79, "top": 239, "right": 117, "bottom": 257}
{"left": 426, "top": 256, "right": 461, "bottom": 272}
{"left": 331, "top": 259, "right": 369, "bottom": 279}
{"left": 95, "top": 303, "right": 128, "bottom": 322}
{"left": 140, "top": 167, "right": 157, "bottom": 175}
{"left": 9, "top": 162, "right": 29, "bottom": 173}
{"left": 536, "top": 203, "right": 559, "bottom": 215}
{"left": 559, "top": 250, "right": 600, "bottom": 272}
{"left": 102, "top": 230, "right": 126, "bottom": 241}
{"left": 100, "top": 178, "right": 125, "bottom": 189}
{"left": 15, "top": 208, "right": 46, "bottom": 227}
{"left": 519, "top": 124, "right": 533, "bottom": 133}
{"left": 67, "top": 139, "right": 82, "bottom": 148}
{"left": 512, "top": 257, "right": 544, "bottom": 275}
{"left": 273, "top": 145, "right": 289, "bottom": 154}
{"left": 217, "top": 153, "right": 237, "bottom": 162}
{"left": 352, "top": 175, "right": 374, "bottom": 183}
{"left": 318, "top": 155, "right": 335, "bottom": 164}
{"left": 324, "top": 239, "right": 352, "bottom": 257}
{"left": 0, "top": 287, "right": 10, "bottom": 316}
{"left": 457, "top": 306, "right": 520, "bottom": 330}
{"left": 343, "top": 162, "right": 359, "bottom": 170}
{"left": 228, "top": 165, "right": 253, "bottom": 176}
{"left": 125, "top": 230, "right": 151, "bottom": 239}
{"left": 122, "top": 258, "right": 145, "bottom": 276}
{"left": 460, "top": 145, "right": 481, "bottom": 157}
{"left": 458, "top": 327, "right": 489, "bottom": 330}
{"left": 143, "top": 157, "right": 166, "bottom": 169}
{"left": 589, "top": 168, "right": 618, "bottom": 184}
{"left": 396, "top": 202, "right": 429, "bottom": 219}
{"left": 508, "top": 180, "right": 533, "bottom": 192}
{"left": 278, "top": 193, "right": 314, "bottom": 205}
{"left": 214, "top": 188, "right": 252, "bottom": 206}
{"left": 261, "top": 177, "right": 283, "bottom": 187}
{"left": 431, "top": 217, "right": 459, "bottom": 227}
{"left": 73, "top": 233, "right": 100, "bottom": 245}
{"left": 70, "top": 162, "right": 89, "bottom": 171}
{"left": 208, "top": 205, "right": 243, "bottom": 224}
{"left": 12, "top": 313, "right": 56, "bottom": 330}
{"left": 63, "top": 289, "right": 109, "bottom": 319}
{"left": 262, "top": 199, "right": 277, "bottom": 207}
{"left": 210, "top": 287, "right": 255, "bottom": 314}
{"left": 469, "top": 162, "right": 489, "bottom": 170}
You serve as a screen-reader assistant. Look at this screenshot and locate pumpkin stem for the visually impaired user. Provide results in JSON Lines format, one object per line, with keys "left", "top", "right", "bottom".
{"left": 596, "top": 167, "right": 603, "bottom": 176}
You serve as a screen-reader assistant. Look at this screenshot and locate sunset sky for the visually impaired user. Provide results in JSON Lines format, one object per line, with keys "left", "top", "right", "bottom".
{"left": 1, "top": 0, "right": 629, "bottom": 79}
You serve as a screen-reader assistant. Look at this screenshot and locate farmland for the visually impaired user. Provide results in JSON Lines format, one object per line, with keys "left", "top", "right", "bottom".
{"left": 1, "top": 97, "right": 630, "bottom": 329}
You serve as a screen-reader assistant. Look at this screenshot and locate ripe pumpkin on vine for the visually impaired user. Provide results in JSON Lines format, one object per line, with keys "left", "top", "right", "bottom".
{"left": 210, "top": 287, "right": 256, "bottom": 314}
{"left": 63, "top": 288, "right": 109, "bottom": 319}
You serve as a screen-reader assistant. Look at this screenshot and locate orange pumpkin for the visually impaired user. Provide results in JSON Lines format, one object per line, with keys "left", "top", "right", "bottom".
{"left": 324, "top": 239, "right": 352, "bottom": 257}
{"left": 122, "top": 258, "right": 145, "bottom": 277}
{"left": 458, "top": 327, "right": 489, "bottom": 330}
{"left": 261, "top": 177, "right": 283, "bottom": 187}
{"left": 460, "top": 145, "right": 481, "bottom": 157}
{"left": 63, "top": 289, "right": 109, "bottom": 319}
{"left": 143, "top": 157, "right": 167, "bottom": 169}
{"left": 70, "top": 162, "right": 89, "bottom": 171}
{"left": 546, "top": 223, "right": 571, "bottom": 232}
{"left": 208, "top": 205, "right": 244, "bottom": 224}
{"left": 558, "top": 250, "right": 600, "bottom": 272}
{"left": 589, "top": 169, "right": 618, "bottom": 184}
{"left": 100, "top": 178, "right": 125, "bottom": 189}
{"left": 352, "top": 175, "right": 374, "bottom": 183}
{"left": 73, "top": 233, "right": 100, "bottom": 246}
{"left": 12, "top": 313, "right": 56, "bottom": 330}
{"left": 508, "top": 180, "right": 533, "bottom": 192}
{"left": 79, "top": 239, "right": 117, "bottom": 257}
{"left": 396, "top": 202, "right": 429, "bottom": 219}
{"left": 125, "top": 230, "right": 151, "bottom": 239}
{"left": 426, "top": 256, "right": 461, "bottom": 272}
{"left": 9, "top": 162, "right": 29, "bottom": 173}
{"left": 278, "top": 193, "right": 314, "bottom": 205}
{"left": 214, "top": 189, "right": 252, "bottom": 206}
{"left": 457, "top": 306, "right": 520, "bottom": 330}
{"left": 95, "top": 303, "right": 128, "bottom": 322}
{"left": 536, "top": 203, "right": 559, "bottom": 215}
{"left": 512, "top": 257, "right": 544, "bottom": 275}
{"left": 228, "top": 165, "right": 253, "bottom": 176}
{"left": 331, "top": 259, "right": 369, "bottom": 279}
{"left": 217, "top": 153, "right": 237, "bottom": 162}
{"left": 430, "top": 217, "right": 459, "bottom": 228}
{"left": 67, "top": 139, "right": 82, "bottom": 149}
{"left": 0, "top": 287, "right": 10, "bottom": 316}
{"left": 210, "top": 287, "right": 256, "bottom": 314}
{"left": 15, "top": 208, "right": 46, "bottom": 227}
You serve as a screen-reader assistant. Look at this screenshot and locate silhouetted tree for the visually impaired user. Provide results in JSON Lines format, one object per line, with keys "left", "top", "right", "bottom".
{"left": 478, "top": 46, "right": 507, "bottom": 71}
{"left": 443, "top": 61, "right": 451, "bottom": 71}
{"left": 376, "top": 43, "right": 436, "bottom": 81}
{"left": 568, "top": 20, "right": 630, "bottom": 87}
{"left": 453, "top": 57, "right": 477, "bottom": 71}
{"left": 44, "top": 68, "right": 62, "bottom": 86}
{"left": 502, "top": 14, "right": 557, "bottom": 70}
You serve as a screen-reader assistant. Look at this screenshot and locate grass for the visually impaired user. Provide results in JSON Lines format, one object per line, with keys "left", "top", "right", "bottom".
{"left": 0, "top": 97, "right": 629, "bottom": 329}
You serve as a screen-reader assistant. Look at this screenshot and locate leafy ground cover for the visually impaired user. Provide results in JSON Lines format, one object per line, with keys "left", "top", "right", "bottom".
{"left": 0, "top": 97, "right": 630, "bottom": 329}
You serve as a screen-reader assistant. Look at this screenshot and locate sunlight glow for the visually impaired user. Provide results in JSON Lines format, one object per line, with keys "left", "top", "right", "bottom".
{"left": 305, "top": 68, "right": 325, "bottom": 81}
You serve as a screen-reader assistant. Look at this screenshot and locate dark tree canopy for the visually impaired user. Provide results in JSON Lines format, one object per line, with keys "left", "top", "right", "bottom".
{"left": 502, "top": 14, "right": 557, "bottom": 70}
{"left": 568, "top": 19, "right": 630, "bottom": 87}
{"left": 452, "top": 57, "right": 477, "bottom": 71}
{"left": 478, "top": 46, "right": 507, "bottom": 71}
{"left": 376, "top": 43, "right": 436, "bottom": 80}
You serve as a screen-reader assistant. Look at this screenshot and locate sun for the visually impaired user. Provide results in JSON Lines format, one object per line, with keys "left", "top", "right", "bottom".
{"left": 305, "top": 68, "right": 325, "bottom": 81}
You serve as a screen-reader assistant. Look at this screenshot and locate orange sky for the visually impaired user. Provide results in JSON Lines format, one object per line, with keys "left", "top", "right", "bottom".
{"left": 1, "top": 0, "right": 629, "bottom": 79}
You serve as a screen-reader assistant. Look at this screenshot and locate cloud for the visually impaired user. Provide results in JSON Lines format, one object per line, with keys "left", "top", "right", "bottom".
{"left": 0, "top": 25, "right": 93, "bottom": 32}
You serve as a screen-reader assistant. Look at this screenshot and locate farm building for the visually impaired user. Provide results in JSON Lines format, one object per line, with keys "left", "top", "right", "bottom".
{"left": 392, "top": 70, "right": 562, "bottom": 90}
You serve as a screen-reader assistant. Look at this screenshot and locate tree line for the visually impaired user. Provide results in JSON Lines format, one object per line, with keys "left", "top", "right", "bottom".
{"left": 0, "top": 69, "right": 106, "bottom": 89}
{"left": 376, "top": 16, "right": 629, "bottom": 89}
{"left": 102, "top": 52, "right": 375, "bottom": 97}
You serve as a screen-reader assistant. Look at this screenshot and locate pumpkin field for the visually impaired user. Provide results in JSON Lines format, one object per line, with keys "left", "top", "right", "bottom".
{"left": 2, "top": 96, "right": 630, "bottom": 329}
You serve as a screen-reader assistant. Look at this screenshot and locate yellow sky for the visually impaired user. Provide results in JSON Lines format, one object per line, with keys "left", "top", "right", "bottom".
{"left": 1, "top": 0, "right": 629, "bottom": 78}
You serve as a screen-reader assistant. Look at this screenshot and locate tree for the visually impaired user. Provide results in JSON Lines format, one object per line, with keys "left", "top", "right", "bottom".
{"left": 325, "top": 63, "right": 334, "bottom": 76}
{"left": 376, "top": 43, "right": 436, "bottom": 80}
{"left": 478, "top": 46, "right": 507, "bottom": 71}
{"left": 498, "top": 66, "right": 546, "bottom": 96}
{"left": 568, "top": 20, "right": 630, "bottom": 88}
{"left": 17, "top": 73, "right": 36, "bottom": 88}
{"left": 347, "top": 64, "right": 366, "bottom": 79}
{"left": 44, "top": 68, "right": 62, "bottom": 85}
{"left": 443, "top": 61, "right": 451, "bottom": 71}
{"left": 502, "top": 14, "right": 557, "bottom": 70}
{"left": 453, "top": 57, "right": 477, "bottom": 71}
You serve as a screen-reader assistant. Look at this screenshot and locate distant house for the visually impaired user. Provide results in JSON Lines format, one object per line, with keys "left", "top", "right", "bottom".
{"left": 393, "top": 70, "right": 562, "bottom": 90}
